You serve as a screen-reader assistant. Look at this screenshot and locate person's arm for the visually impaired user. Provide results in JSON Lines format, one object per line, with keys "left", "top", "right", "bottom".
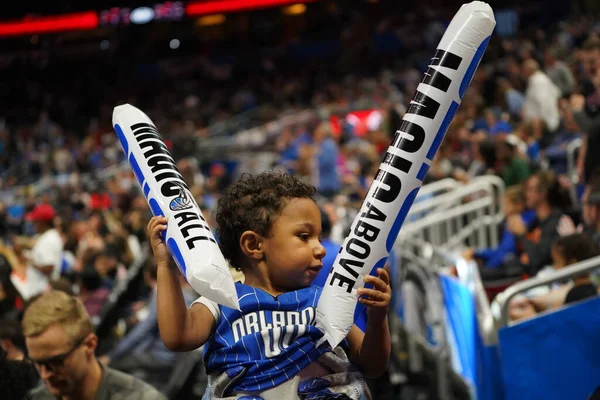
{"left": 149, "top": 217, "right": 215, "bottom": 352}
{"left": 529, "top": 283, "right": 572, "bottom": 312}
{"left": 346, "top": 268, "right": 391, "bottom": 378}
{"left": 477, "top": 226, "right": 518, "bottom": 269}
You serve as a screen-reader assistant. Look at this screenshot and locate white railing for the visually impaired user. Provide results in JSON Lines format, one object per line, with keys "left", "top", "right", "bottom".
{"left": 392, "top": 176, "right": 505, "bottom": 347}
{"left": 416, "top": 178, "right": 462, "bottom": 199}
{"left": 496, "top": 255, "right": 600, "bottom": 328}
{"left": 398, "top": 176, "right": 505, "bottom": 257}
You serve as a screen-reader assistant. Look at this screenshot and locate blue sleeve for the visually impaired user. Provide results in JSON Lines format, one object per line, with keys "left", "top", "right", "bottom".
{"left": 475, "top": 226, "right": 518, "bottom": 269}
{"left": 108, "top": 293, "right": 158, "bottom": 361}
{"left": 474, "top": 248, "right": 494, "bottom": 262}
{"left": 355, "top": 308, "right": 368, "bottom": 332}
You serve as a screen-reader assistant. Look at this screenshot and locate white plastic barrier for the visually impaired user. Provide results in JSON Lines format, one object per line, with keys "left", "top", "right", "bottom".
{"left": 416, "top": 178, "right": 462, "bottom": 199}
{"left": 398, "top": 176, "right": 505, "bottom": 255}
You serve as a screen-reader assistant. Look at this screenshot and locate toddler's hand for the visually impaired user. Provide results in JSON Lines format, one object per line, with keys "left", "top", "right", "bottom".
{"left": 147, "top": 216, "right": 169, "bottom": 267}
{"left": 358, "top": 268, "right": 391, "bottom": 321}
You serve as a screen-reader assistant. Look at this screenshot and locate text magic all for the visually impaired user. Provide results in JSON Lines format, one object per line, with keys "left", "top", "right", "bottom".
{"left": 316, "top": 1, "right": 496, "bottom": 348}
{"left": 113, "top": 104, "right": 240, "bottom": 310}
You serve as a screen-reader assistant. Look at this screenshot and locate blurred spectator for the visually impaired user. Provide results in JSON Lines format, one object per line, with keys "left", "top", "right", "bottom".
{"left": 0, "top": 348, "right": 39, "bottom": 400}
{"left": 23, "top": 291, "right": 166, "bottom": 400}
{"left": 312, "top": 123, "right": 340, "bottom": 199}
{"left": 497, "top": 138, "right": 531, "bottom": 187}
{"left": 498, "top": 77, "right": 525, "bottom": 119}
{"left": 521, "top": 58, "right": 562, "bottom": 147}
{"left": 558, "top": 172, "right": 600, "bottom": 240}
{"left": 92, "top": 245, "right": 127, "bottom": 289}
{"left": 454, "top": 140, "right": 497, "bottom": 184}
{"left": 0, "top": 319, "right": 26, "bottom": 360}
{"left": 15, "top": 204, "right": 63, "bottom": 301}
{"left": 483, "top": 109, "right": 513, "bottom": 138}
{"left": 78, "top": 267, "right": 110, "bottom": 318}
{"left": 465, "top": 185, "right": 536, "bottom": 271}
{"left": 506, "top": 171, "right": 566, "bottom": 275}
{"left": 544, "top": 47, "right": 576, "bottom": 97}
{"left": 98, "top": 261, "right": 194, "bottom": 387}
{"left": 514, "top": 122, "right": 541, "bottom": 163}
{"left": 572, "top": 92, "right": 600, "bottom": 184}
{"left": 312, "top": 208, "right": 342, "bottom": 287}
{"left": 0, "top": 249, "right": 23, "bottom": 320}
{"left": 509, "top": 233, "right": 599, "bottom": 321}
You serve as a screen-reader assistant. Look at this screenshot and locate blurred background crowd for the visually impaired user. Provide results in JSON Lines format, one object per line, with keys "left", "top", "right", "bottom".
{"left": 1, "top": 0, "right": 600, "bottom": 399}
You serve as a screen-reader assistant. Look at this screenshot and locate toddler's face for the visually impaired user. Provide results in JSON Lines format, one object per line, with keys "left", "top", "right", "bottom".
{"left": 261, "top": 198, "right": 326, "bottom": 291}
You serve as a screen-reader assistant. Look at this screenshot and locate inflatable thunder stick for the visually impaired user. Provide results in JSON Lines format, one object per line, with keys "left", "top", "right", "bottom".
{"left": 113, "top": 104, "right": 240, "bottom": 310}
{"left": 315, "top": 1, "right": 496, "bottom": 348}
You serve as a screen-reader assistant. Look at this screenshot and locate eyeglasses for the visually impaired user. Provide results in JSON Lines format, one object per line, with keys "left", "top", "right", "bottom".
{"left": 29, "top": 336, "right": 86, "bottom": 372}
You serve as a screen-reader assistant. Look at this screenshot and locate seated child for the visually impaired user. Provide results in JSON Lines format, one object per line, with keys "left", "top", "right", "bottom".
{"left": 509, "top": 233, "right": 599, "bottom": 322}
{"left": 149, "top": 172, "right": 391, "bottom": 399}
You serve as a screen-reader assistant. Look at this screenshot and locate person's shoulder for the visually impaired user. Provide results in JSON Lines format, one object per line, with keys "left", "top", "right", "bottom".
{"left": 102, "top": 366, "right": 167, "bottom": 400}
{"left": 28, "top": 383, "right": 55, "bottom": 400}
{"left": 565, "top": 284, "right": 597, "bottom": 305}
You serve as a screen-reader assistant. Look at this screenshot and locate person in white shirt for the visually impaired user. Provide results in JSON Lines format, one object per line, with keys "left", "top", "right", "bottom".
{"left": 521, "top": 58, "right": 562, "bottom": 147}
{"left": 14, "top": 204, "right": 63, "bottom": 300}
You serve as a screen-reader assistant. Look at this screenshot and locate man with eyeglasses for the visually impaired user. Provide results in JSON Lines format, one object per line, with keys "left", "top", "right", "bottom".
{"left": 22, "top": 290, "right": 166, "bottom": 400}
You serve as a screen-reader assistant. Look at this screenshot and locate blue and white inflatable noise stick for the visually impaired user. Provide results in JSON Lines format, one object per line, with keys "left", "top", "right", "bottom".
{"left": 113, "top": 104, "right": 240, "bottom": 310}
{"left": 315, "top": 1, "right": 495, "bottom": 348}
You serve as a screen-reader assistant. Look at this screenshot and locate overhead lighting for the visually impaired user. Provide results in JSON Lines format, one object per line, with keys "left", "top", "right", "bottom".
{"left": 0, "top": 12, "right": 98, "bottom": 37}
{"left": 283, "top": 4, "right": 306, "bottom": 15}
{"left": 130, "top": 7, "right": 155, "bottom": 24}
{"left": 196, "top": 14, "right": 226, "bottom": 26}
{"left": 169, "top": 39, "right": 180, "bottom": 49}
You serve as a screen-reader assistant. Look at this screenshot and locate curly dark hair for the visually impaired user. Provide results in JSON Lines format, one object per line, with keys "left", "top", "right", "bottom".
{"left": 553, "top": 233, "right": 600, "bottom": 264}
{"left": 216, "top": 172, "right": 316, "bottom": 269}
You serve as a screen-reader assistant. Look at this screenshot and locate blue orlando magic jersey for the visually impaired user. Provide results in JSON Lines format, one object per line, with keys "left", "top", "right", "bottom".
{"left": 201, "top": 283, "right": 331, "bottom": 393}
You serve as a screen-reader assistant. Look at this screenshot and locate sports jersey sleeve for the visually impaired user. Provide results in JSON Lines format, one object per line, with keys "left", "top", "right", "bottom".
{"left": 191, "top": 296, "right": 221, "bottom": 324}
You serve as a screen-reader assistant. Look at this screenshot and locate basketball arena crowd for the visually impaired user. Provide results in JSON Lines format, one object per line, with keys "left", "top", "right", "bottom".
{"left": 0, "top": 1, "right": 599, "bottom": 399}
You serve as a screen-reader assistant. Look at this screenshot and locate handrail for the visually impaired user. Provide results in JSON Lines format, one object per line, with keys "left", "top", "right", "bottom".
{"left": 401, "top": 196, "right": 496, "bottom": 234}
{"left": 416, "top": 178, "right": 460, "bottom": 198}
{"left": 407, "top": 176, "right": 503, "bottom": 217}
{"left": 497, "top": 255, "right": 600, "bottom": 328}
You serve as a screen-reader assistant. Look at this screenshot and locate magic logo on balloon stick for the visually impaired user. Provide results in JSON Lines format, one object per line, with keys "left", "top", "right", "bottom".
{"left": 315, "top": 1, "right": 496, "bottom": 348}
{"left": 128, "top": 122, "right": 216, "bottom": 248}
{"left": 113, "top": 105, "right": 240, "bottom": 310}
